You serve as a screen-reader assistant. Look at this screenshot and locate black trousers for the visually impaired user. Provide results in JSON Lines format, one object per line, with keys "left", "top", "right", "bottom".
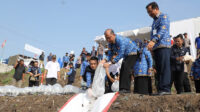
{"left": 194, "top": 80, "right": 200, "bottom": 93}
{"left": 119, "top": 55, "right": 137, "bottom": 91}
{"left": 154, "top": 48, "right": 171, "bottom": 92}
{"left": 46, "top": 78, "right": 57, "bottom": 85}
{"left": 171, "top": 71, "right": 184, "bottom": 94}
{"left": 63, "top": 62, "right": 68, "bottom": 68}
{"left": 29, "top": 81, "right": 39, "bottom": 87}
{"left": 183, "top": 72, "right": 191, "bottom": 92}
{"left": 134, "top": 76, "right": 152, "bottom": 95}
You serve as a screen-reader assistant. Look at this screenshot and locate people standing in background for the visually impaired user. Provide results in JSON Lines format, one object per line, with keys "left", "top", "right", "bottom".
{"left": 69, "top": 53, "right": 75, "bottom": 64}
{"left": 183, "top": 33, "right": 191, "bottom": 55}
{"left": 91, "top": 46, "right": 97, "bottom": 57}
{"left": 195, "top": 33, "right": 200, "bottom": 58}
{"left": 142, "top": 38, "right": 148, "bottom": 47}
{"left": 146, "top": 2, "right": 171, "bottom": 95}
{"left": 170, "top": 34, "right": 187, "bottom": 94}
{"left": 39, "top": 52, "right": 45, "bottom": 68}
{"left": 47, "top": 53, "right": 52, "bottom": 62}
{"left": 44, "top": 55, "right": 60, "bottom": 85}
{"left": 63, "top": 53, "right": 69, "bottom": 68}
{"left": 75, "top": 55, "right": 82, "bottom": 69}
{"left": 97, "top": 43, "right": 104, "bottom": 61}
{"left": 81, "top": 47, "right": 88, "bottom": 62}
{"left": 12, "top": 59, "right": 26, "bottom": 88}
{"left": 133, "top": 46, "right": 153, "bottom": 95}
{"left": 80, "top": 53, "right": 91, "bottom": 89}
{"left": 190, "top": 57, "right": 200, "bottom": 93}
{"left": 27, "top": 61, "right": 41, "bottom": 87}
{"left": 66, "top": 63, "right": 76, "bottom": 85}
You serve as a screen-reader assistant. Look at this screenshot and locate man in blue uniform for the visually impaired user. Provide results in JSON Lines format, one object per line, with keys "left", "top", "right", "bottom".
{"left": 146, "top": 2, "right": 171, "bottom": 95}
{"left": 103, "top": 29, "right": 138, "bottom": 93}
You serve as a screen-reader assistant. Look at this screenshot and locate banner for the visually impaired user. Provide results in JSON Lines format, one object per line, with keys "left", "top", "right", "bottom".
{"left": 24, "top": 44, "right": 44, "bottom": 55}
{"left": 1, "top": 40, "right": 6, "bottom": 48}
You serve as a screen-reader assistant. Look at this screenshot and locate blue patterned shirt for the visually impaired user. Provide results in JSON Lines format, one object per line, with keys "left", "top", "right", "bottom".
{"left": 134, "top": 47, "right": 153, "bottom": 77}
{"left": 190, "top": 58, "right": 200, "bottom": 80}
{"left": 107, "top": 35, "right": 138, "bottom": 63}
{"left": 151, "top": 13, "right": 171, "bottom": 50}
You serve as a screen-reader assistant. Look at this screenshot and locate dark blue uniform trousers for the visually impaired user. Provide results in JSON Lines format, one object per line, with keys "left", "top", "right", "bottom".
{"left": 154, "top": 48, "right": 171, "bottom": 92}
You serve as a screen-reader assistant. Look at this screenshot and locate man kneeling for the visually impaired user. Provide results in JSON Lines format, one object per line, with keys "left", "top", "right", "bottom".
{"left": 82, "top": 57, "right": 99, "bottom": 89}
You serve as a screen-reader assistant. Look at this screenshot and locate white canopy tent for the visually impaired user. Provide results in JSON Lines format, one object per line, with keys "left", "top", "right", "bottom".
{"left": 94, "top": 17, "right": 200, "bottom": 58}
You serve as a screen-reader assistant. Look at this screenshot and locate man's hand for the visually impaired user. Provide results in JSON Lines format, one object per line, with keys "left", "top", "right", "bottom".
{"left": 80, "top": 76, "right": 82, "bottom": 80}
{"left": 100, "top": 59, "right": 106, "bottom": 64}
{"left": 110, "top": 77, "right": 115, "bottom": 83}
{"left": 176, "top": 56, "right": 184, "bottom": 61}
{"left": 147, "top": 41, "right": 155, "bottom": 51}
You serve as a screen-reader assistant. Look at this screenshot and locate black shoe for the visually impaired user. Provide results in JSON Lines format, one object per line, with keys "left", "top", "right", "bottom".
{"left": 119, "top": 89, "right": 130, "bottom": 93}
{"left": 158, "top": 91, "right": 171, "bottom": 96}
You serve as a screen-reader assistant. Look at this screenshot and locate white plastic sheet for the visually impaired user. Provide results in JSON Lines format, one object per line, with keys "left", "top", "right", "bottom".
{"left": 0, "top": 84, "right": 83, "bottom": 96}
{"left": 59, "top": 92, "right": 117, "bottom": 112}
{"left": 91, "top": 64, "right": 106, "bottom": 97}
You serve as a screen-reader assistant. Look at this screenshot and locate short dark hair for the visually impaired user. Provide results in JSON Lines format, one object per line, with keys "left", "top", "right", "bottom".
{"left": 69, "top": 63, "right": 73, "bottom": 66}
{"left": 175, "top": 34, "right": 184, "bottom": 40}
{"left": 146, "top": 2, "right": 159, "bottom": 9}
{"left": 183, "top": 33, "right": 187, "bottom": 35}
{"left": 90, "top": 56, "right": 98, "bottom": 63}
{"left": 19, "top": 59, "right": 24, "bottom": 62}
{"left": 86, "top": 53, "right": 91, "bottom": 56}
{"left": 34, "top": 61, "right": 38, "bottom": 63}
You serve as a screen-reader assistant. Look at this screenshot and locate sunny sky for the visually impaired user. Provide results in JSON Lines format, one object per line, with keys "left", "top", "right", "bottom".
{"left": 0, "top": 0, "right": 200, "bottom": 62}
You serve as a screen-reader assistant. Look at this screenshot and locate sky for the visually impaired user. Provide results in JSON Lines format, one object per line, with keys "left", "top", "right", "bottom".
{"left": 0, "top": 0, "right": 200, "bottom": 62}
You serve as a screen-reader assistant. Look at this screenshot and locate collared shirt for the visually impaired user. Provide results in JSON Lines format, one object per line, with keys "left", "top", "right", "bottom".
{"left": 151, "top": 13, "right": 171, "bottom": 50}
{"left": 134, "top": 47, "right": 153, "bottom": 77}
{"left": 28, "top": 67, "right": 42, "bottom": 80}
{"left": 13, "top": 64, "right": 26, "bottom": 81}
{"left": 45, "top": 61, "right": 60, "bottom": 79}
{"left": 80, "top": 60, "right": 89, "bottom": 76}
{"left": 97, "top": 45, "right": 104, "bottom": 55}
{"left": 184, "top": 38, "right": 191, "bottom": 48}
{"left": 91, "top": 50, "right": 97, "bottom": 57}
{"left": 107, "top": 35, "right": 138, "bottom": 63}
{"left": 63, "top": 55, "right": 69, "bottom": 63}
{"left": 47, "top": 55, "right": 52, "bottom": 61}
{"left": 86, "top": 72, "right": 92, "bottom": 87}
{"left": 170, "top": 45, "right": 188, "bottom": 71}
{"left": 195, "top": 37, "right": 200, "bottom": 49}
{"left": 190, "top": 58, "right": 200, "bottom": 80}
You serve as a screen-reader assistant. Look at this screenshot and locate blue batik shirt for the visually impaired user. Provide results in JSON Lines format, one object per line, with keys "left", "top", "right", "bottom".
{"left": 190, "top": 58, "right": 200, "bottom": 80}
{"left": 134, "top": 47, "right": 153, "bottom": 77}
{"left": 107, "top": 35, "right": 138, "bottom": 63}
{"left": 151, "top": 13, "right": 171, "bottom": 50}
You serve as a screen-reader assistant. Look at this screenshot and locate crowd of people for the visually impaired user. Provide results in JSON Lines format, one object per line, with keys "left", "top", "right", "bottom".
{"left": 11, "top": 2, "right": 200, "bottom": 96}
